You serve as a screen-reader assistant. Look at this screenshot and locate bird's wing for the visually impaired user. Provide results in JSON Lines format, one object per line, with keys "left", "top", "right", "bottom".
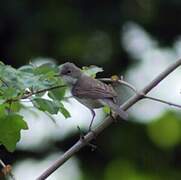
{"left": 72, "top": 75, "right": 117, "bottom": 99}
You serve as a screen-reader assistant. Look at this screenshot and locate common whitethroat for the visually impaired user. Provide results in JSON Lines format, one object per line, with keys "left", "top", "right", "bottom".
{"left": 59, "top": 62, "right": 128, "bottom": 130}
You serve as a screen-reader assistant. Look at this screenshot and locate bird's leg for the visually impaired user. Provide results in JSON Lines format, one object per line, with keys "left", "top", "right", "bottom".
{"left": 88, "top": 109, "right": 96, "bottom": 131}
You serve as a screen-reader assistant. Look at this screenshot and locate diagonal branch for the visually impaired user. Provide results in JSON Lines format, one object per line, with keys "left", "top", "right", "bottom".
{"left": 36, "top": 59, "right": 181, "bottom": 180}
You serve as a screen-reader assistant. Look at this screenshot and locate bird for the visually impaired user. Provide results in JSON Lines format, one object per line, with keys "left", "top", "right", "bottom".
{"left": 59, "top": 62, "right": 128, "bottom": 130}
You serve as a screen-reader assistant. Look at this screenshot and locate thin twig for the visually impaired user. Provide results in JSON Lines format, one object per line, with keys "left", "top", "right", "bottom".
{"left": 143, "top": 95, "right": 181, "bottom": 109}
{"left": 21, "top": 84, "right": 67, "bottom": 99}
{"left": 2, "top": 84, "right": 67, "bottom": 103}
{"left": 5, "top": 84, "right": 67, "bottom": 104}
{"left": 36, "top": 59, "right": 181, "bottom": 180}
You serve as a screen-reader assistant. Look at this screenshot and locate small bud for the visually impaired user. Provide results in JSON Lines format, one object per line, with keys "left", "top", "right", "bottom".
{"left": 111, "top": 75, "right": 119, "bottom": 82}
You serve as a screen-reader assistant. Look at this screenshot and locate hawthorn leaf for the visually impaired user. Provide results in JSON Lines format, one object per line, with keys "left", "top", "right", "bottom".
{"left": 47, "top": 87, "right": 66, "bottom": 101}
{"left": 33, "top": 98, "right": 59, "bottom": 114}
{"left": 0, "top": 114, "right": 28, "bottom": 152}
{"left": 1, "top": 87, "right": 19, "bottom": 100}
{"left": 18, "top": 64, "right": 34, "bottom": 73}
{"left": 59, "top": 102, "right": 71, "bottom": 118}
{"left": 9, "top": 102, "right": 22, "bottom": 112}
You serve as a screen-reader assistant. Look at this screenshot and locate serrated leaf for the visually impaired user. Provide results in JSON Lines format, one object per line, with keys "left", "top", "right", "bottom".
{"left": 59, "top": 103, "right": 71, "bottom": 118}
{"left": 32, "top": 98, "right": 59, "bottom": 114}
{"left": 0, "top": 104, "right": 7, "bottom": 118}
{"left": 48, "top": 87, "right": 66, "bottom": 101}
{"left": 1, "top": 87, "right": 19, "bottom": 99}
{"left": 82, "top": 65, "right": 103, "bottom": 78}
{"left": 9, "top": 102, "right": 22, "bottom": 112}
{"left": 18, "top": 64, "right": 34, "bottom": 73}
{"left": 0, "top": 62, "right": 63, "bottom": 95}
{"left": 34, "top": 63, "right": 58, "bottom": 75}
{"left": 0, "top": 114, "right": 28, "bottom": 152}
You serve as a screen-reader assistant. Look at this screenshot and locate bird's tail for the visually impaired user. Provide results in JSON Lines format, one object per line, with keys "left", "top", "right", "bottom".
{"left": 101, "top": 99, "right": 128, "bottom": 120}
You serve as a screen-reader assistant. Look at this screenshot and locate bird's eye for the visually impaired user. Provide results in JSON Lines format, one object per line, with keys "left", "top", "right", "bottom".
{"left": 67, "top": 70, "right": 71, "bottom": 74}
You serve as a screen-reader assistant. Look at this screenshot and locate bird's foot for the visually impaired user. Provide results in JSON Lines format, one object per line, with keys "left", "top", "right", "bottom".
{"left": 77, "top": 126, "right": 97, "bottom": 151}
{"left": 88, "top": 129, "right": 97, "bottom": 140}
{"left": 110, "top": 111, "right": 117, "bottom": 123}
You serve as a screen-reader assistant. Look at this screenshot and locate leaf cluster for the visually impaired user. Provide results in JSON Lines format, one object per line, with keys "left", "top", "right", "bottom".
{"left": 0, "top": 62, "right": 103, "bottom": 151}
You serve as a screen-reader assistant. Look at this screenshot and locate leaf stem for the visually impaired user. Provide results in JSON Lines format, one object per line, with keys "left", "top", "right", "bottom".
{"left": 142, "top": 95, "right": 181, "bottom": 109}
{"left": 21, "top": 84, "right": 67, "bottom": 99}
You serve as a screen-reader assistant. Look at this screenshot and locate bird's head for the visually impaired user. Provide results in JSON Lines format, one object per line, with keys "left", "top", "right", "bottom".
{"left": 59, "top": 62, "right": 82, "bottom": 85}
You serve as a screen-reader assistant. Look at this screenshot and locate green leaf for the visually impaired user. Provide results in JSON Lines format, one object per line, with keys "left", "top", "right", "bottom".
{"left": 9, "top": 102, "right": 22, "bottom": 112}
{"left": 0, "top": 114, "right": 28, "bottom": 152}
{"left": 103, "top": 105, "right": 111, "bottom": 115}
{"left": 59, "top": 103, "right": 71, "bottom": 118}
{"left": 82, "top": 65, "right": 103, "bottom": 78}
{"left": 0, "top": 62, "right": 64, "bottom": 98}
{"left": 33, "top": 98, "right": 59, "bottom": 114}
{"left": 0, "top": 104, "right": 7, "bottom": 118}
{"left": 48, "top": 87, "right": 66, "bottom": 101}
{"left": 0, "top": 99, "right": 5, "bottom": 105}
{"left": 0, "top": 61, "right": 4, "bottom": 65}
{"left": 1, "top": 87, "right": 19, "bottom": 99}
{"left": 0, "top": 64, "right": 19, "bottom": 87}
{"left": 34, "top": 63, "right": 58, "bottom": 75}
{"left": 18, "top": 64, "right": 34, "bottom": 73}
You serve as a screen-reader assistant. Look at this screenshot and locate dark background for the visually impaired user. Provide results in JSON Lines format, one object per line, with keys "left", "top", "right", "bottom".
{"left": 1, "top": 0, "right": 181, "bottom": 179}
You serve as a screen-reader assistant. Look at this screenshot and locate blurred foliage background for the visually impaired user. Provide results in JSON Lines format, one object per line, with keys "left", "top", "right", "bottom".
{"left": 1, "top": 0, "right": 181, "bottom": 180}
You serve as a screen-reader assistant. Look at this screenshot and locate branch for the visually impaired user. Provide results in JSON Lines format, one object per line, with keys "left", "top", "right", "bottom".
{"left": 143, "top": 95, "right": 181, "bottom": 109}
{"left": 5, "top": 84, "right": 67, "bottom": 104}
{"left": 36, "top": 59, "right": 181, "bottom": 180}
{"left": 21, "top": 84, "right": 67, "bottom": 99}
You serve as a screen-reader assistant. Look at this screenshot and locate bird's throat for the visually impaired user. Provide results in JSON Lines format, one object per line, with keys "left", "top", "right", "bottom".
{"left": 62, "top": 75, "right": 78, "bottom": 86}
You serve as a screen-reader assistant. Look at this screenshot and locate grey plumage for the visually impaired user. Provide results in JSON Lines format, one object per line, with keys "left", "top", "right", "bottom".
{"left": 59, "top": 62, "right": 128, "bottom": 129}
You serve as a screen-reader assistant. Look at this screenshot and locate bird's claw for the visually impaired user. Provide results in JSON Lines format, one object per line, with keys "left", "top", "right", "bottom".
{"left": 110, "top": 111, "right": 118, "bottom": 123}
{"left": 77, "top": 126, "right": 98, "bottom": 152}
